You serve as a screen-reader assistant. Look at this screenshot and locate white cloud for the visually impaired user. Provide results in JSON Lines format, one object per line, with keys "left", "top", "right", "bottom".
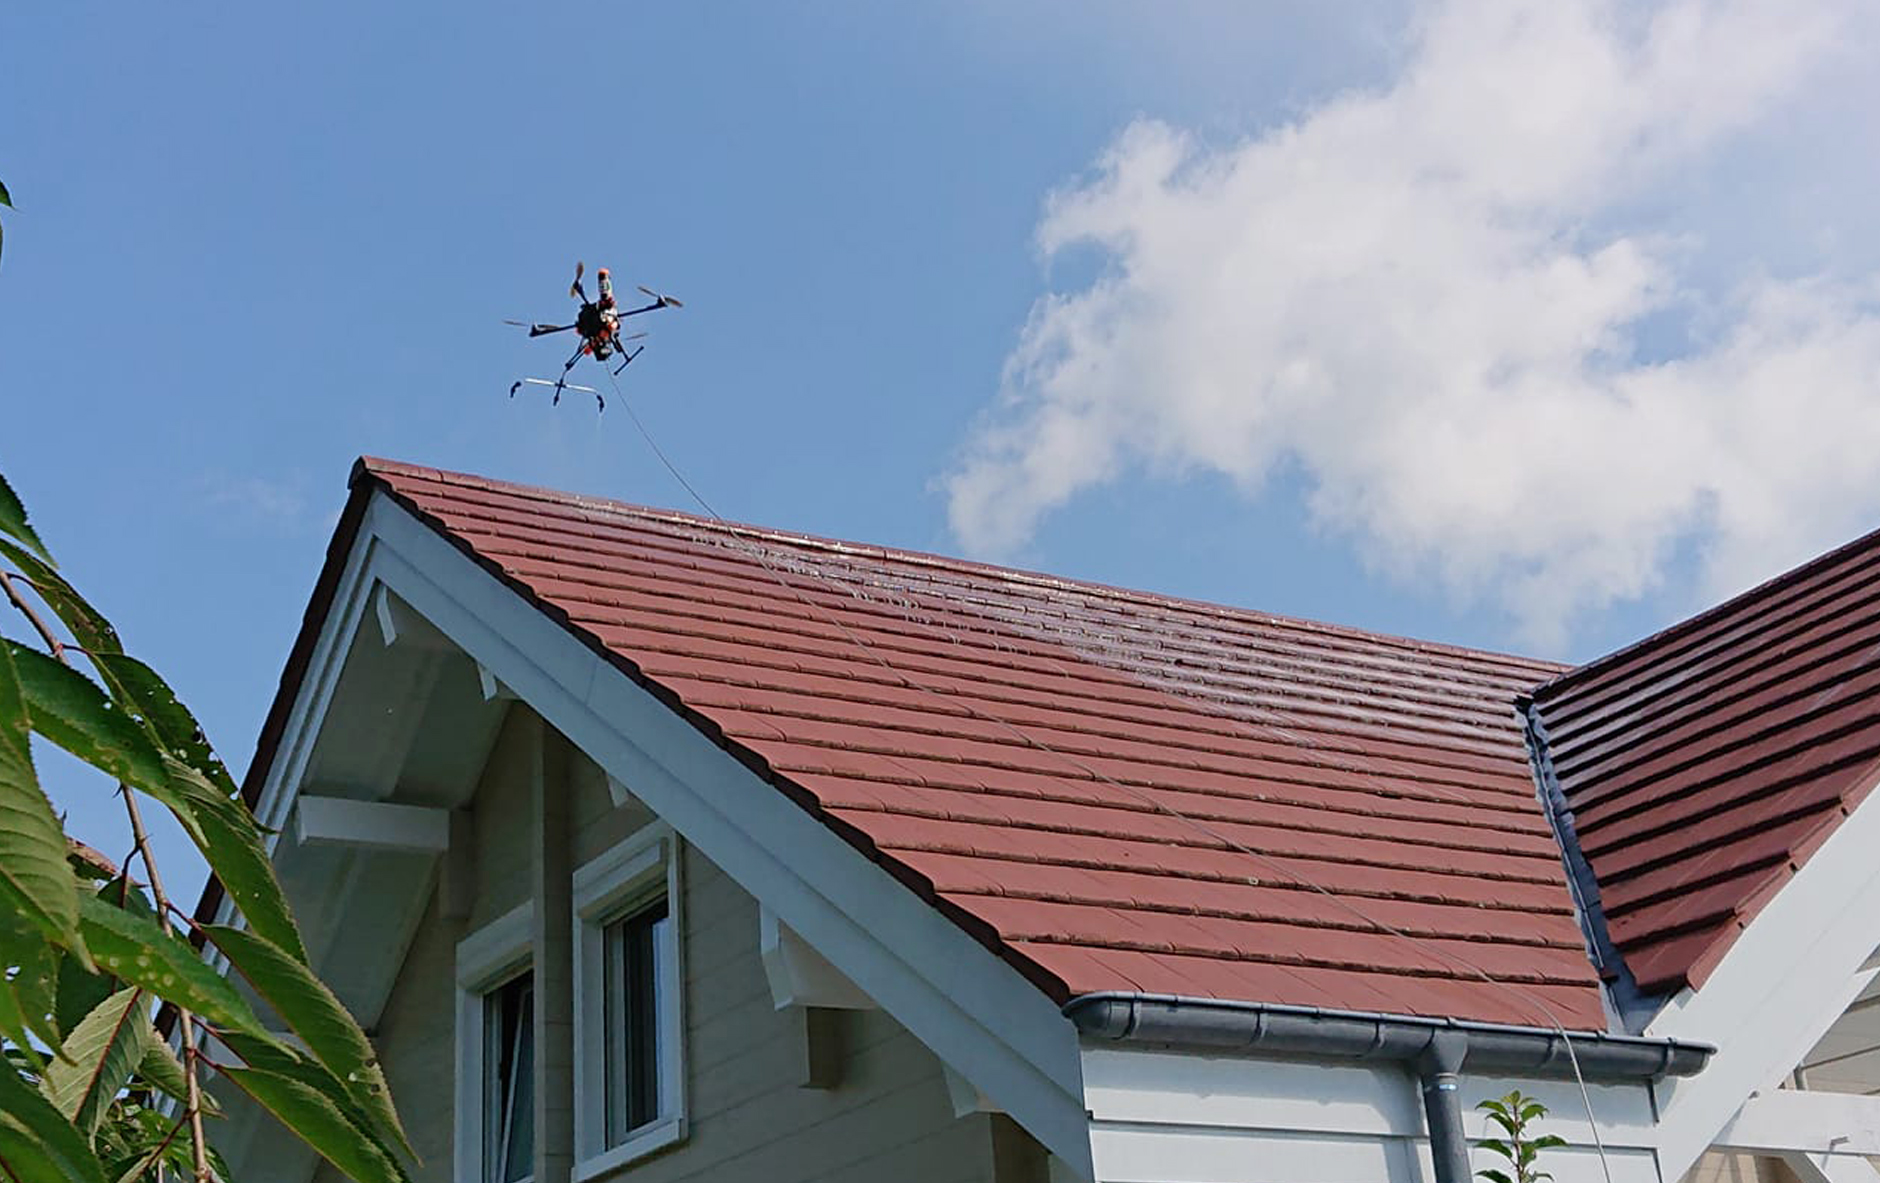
{"left": 945, "top": 0, "right": 1880, "bottom": 647}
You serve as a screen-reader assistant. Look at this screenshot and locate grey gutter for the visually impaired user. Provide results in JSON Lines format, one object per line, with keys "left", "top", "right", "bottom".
{"left": 1064, "top": 993, "right": 1713, "bottom": 1183}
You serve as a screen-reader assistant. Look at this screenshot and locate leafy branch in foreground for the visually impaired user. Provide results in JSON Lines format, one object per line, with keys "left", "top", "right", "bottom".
{"left": 1475, "top": 1089, "right": 1567, "bottom": 1183}
{"left": 0, "top": 467, "right": 414, "bottom": 1182}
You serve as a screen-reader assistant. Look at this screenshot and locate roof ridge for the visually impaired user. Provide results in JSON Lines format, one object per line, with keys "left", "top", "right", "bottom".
{"left": 354, "top": 456, "right": 1560, "bottom": 678}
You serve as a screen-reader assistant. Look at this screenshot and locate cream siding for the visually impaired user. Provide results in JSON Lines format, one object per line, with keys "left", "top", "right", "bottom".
{"left": 310, "top": 715, "right": 1030, "bottom": 1183}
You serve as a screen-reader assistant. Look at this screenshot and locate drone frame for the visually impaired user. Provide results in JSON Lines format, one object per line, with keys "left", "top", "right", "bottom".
{"left": 507, "top": 262, "right": 680, "bottom": 412}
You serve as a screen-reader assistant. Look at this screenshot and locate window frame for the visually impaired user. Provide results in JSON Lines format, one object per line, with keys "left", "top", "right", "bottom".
{"left": 455, "top": 901, "right": 536, "bottom": 1183}
{"left": 572, "top": 824, "right": 686, "bottom": 1180}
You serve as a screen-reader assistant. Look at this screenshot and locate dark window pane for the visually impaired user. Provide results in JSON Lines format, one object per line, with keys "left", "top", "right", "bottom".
{"left": 484, "top": 972, "right": 534, "bottom": 1183}
{"left": 604, "top": 898, "right": 668, "bottom": 1146}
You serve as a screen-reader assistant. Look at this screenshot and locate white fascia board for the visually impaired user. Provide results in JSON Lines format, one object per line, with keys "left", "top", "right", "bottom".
{"left": 236, "top": 492, "right": 459, "bottom": 873}
{"left": 295, "top": 795, "right": 451, "bottom": 853}
{"left": 208, "top": 506, "right": 387, "bottom": 965}
{"left": 1649, "top": 775, "right": 1880, "bottom": 1181}
{"left": 361, "top": 492, "right": 1094, "bottom": 1177}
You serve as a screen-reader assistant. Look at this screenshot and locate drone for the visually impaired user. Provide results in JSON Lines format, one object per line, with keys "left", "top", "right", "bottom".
{"left": 507, "top": 261, "right": 682, "bottom": 410}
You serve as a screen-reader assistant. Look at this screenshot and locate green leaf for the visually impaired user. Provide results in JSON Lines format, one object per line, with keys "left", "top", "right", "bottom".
{"left": 130, "top": 1032, "right": 218, "bottom": 1117}
{"left": 1475, "top": 1170, "right": 1515, "bottom": 1183}
{"left": 221, "top": 1052, "right": 410, "bottom": 1183}
{"left": 0, "top": 1062, "right": 107, "bottom": 1183}
{"left": 76, "top": 894, "right": 262, "bottom": 1038}
{"left": 41, "top": 987, "right": 151, "bottom": 1136}
{"left": 0, "top": 904, "right": 64, "bottom": 1048}
{"left": 1475, "top": 1137, "right": 1512, "bottom": 1159}
{"left": 0, "top": 473, "right": 49, "bottom": 564}
{"left": 55, "top": 879, "right": 156, "bottom": 1039}
{"left": 207, "top": 924, "right": 409, "bottom": 1159}
{"left": 1529, "top": 1135, "right": 1568, "bottom": 1152}
{"left": 0, "top": 642, "right": 85, "bottom": 953}
{"left": 0, "top": 180, "right": 12, "bottom": 208}
{"left": 0, "top": 540, "right": 121, "bottom": 655}
{"left": 5, "top": 642, "right": 168, "bottom": 795}
{"left": 85, "top": 655, "right": 233, "bottom": 791}
{"left": 168, "top": 765, "right": 302, "bottom": 963}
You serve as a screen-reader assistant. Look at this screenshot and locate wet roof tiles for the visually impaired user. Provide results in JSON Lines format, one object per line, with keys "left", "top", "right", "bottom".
{"left": 359, "top": 458, "right": 1608, "bottom": 1030}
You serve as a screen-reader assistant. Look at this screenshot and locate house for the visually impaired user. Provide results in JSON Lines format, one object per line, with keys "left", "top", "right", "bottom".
{"left": 199, "top": 457, "right": 1880, "bottom": 1183}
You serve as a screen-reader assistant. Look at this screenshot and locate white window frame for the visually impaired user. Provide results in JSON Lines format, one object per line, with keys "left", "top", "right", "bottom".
{"left": 572, "top": 823, "right": 686, "bottom": 1181}
{"left": 455, "top": 901, "right": 535, "bottom": 1183}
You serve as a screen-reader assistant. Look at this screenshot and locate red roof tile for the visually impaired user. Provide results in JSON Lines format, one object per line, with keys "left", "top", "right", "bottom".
{"left": 357, "top": 458, "right": 1605, "bottom": 1029}
{"left": 1530, "top": 524, "right": 1880, "bottom": 998}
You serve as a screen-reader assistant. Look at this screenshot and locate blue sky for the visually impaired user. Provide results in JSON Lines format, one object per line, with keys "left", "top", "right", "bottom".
{"left": 6, "top": 0, "right": 1878, "bottom": 900}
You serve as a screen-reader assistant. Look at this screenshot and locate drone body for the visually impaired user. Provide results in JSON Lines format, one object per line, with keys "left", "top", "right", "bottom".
{"left": 508, "top": 261, "right": 683, "bottom": 410}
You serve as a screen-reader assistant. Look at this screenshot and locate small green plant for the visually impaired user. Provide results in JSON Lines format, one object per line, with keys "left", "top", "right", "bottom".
{"left": 1475, "top": 1089, "right": 1567, "bottom": 1183}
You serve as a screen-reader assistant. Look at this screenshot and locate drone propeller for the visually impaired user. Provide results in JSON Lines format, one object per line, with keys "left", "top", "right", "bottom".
{"left": 637, "top": 284, "right": 684, "bottom": 309}
{"left": 505, "top": 319, "right": 577, "bottom": 337}
{"left": 570, "top": 260, "right": 588, "bottom": 302}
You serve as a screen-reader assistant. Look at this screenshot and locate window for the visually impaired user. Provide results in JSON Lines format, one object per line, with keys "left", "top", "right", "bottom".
{"left": 484, "top": 971, "right": 534, "bottom": 1183}
{"left": 574, "top": 827, "right": 685, "bottom": 1180}
{"left": 603, "top": 901, "right": 668, "bottom": 1142}
{"left": 456, "top": 903, "right": 534, "bottom": 1183}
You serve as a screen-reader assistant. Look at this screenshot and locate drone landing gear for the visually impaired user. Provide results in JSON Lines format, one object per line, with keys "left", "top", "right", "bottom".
{"left": 509, "top": 377, "right": 603, "bottom": 410}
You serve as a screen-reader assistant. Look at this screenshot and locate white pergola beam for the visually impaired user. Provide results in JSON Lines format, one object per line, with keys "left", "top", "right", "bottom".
{"left": 1781, "top": 1152, "right": 1880, "bottom": 1183}
{"left": 1715, "top": 1090, "right": 1880, "bottom": 1158}
{"left": 295, "top": 795, "right": 451, "bottom": 854}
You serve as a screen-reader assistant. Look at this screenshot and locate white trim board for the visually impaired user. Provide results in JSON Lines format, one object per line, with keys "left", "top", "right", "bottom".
{"left": 1714, "top": 1089, "right": 1880, "bottom": 1157}
{"left": 1649, "top": 773, "right": 1880, "bottom": 1181}
{"left": 333, "top": 490, "right": 1095, "bottom": 1177}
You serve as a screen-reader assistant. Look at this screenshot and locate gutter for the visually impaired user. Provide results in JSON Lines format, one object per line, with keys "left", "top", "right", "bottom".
{"left": 1064, "top": 993, "right": 1713, "bottom": 1183}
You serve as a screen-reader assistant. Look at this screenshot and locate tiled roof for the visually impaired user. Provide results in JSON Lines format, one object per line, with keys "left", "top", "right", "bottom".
{"left": 358, "top": 458, "right": 1607, "bottom": 1029}
{"left": 1529, "top": 527, "right": 1880, "bottom": 998}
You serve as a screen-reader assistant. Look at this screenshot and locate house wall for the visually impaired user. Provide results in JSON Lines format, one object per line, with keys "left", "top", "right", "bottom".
{"left": 1795, "top": 978, "right": 1880, "bottom": 1095}
{"left": 309, "top": 713, "right": 1032, "bottom": 1183}
{"left": 1080, "top": 1046, "right": 1666, "bottom": 1183}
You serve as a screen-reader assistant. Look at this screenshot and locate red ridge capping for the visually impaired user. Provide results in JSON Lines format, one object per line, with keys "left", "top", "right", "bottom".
{"left": 324, "top": 457, "right": 1602, "bottom": 1030}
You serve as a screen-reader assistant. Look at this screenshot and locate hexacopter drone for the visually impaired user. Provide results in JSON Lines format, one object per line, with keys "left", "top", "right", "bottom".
{"left": 508, "top": 261, "right": 682, "bottom": 410}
